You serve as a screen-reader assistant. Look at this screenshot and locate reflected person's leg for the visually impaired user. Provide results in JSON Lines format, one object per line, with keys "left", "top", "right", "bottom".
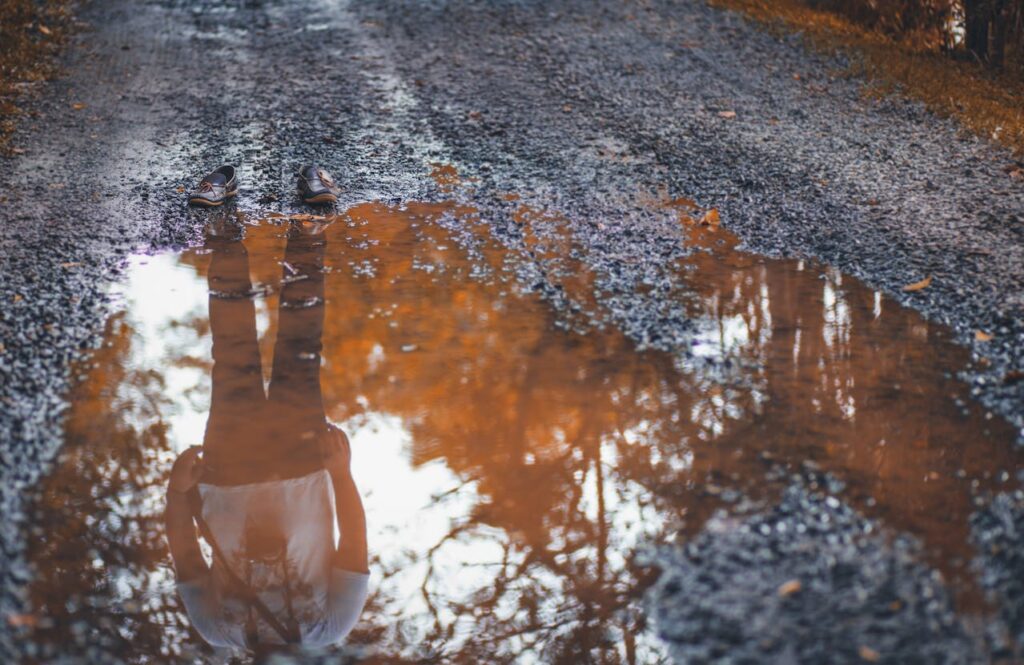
{"left": 266, "top": 223, "right": 328, "bottom": 469}
{"left": 201, "top": 236, "right": 268, "bottom": 482}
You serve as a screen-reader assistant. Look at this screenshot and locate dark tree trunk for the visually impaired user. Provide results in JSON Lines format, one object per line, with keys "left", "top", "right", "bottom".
{"left": 964, "top": 0, "right": 991, "bottom": 60}
{"left": 989, "top": 0, "right": 1009, "bottom": 68}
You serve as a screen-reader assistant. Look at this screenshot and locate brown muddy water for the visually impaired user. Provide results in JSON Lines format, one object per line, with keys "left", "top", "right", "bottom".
{"left": 23, "top": 197, "right": 1023, "bottom": 663}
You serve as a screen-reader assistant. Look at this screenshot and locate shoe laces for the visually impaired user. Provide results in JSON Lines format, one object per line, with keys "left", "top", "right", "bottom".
{"left": 317, "top": 169, "right": 334, "bottom": 188}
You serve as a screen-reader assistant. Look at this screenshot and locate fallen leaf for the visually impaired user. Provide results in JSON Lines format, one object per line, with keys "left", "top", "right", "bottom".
{"left": 976, "top": 330, "right": 994, "bottom": 342}
{"left": 718, "top": 110, "right": 737, "bottom": 119}
{"left": 60, "top": 262, "right": 81, "bottom": 269}
{"left": 777, "top": 579, "right": 802, "bottom": 597}
{"left": 6, "top": 613, "right": 37, "bottom": 627}
{"left": 13, "top": 294, "right": 23, "bottom": 303}
{"left": 467, "top": 110, "right": 482, "bottom": 121}
{"left": 902, "top": 275, "right": 932, "bottom": 292}
{"left": 11, "top": 148, "right": 25, "bottom": 155}
{"left": 175, "top": 186, "right": 185, "bottom": 193}
{"left": 858, "top": 645, "right": 880, "bottom": 662}
{"left": 71, "top": 102, "right": 86, "bottom": 110}
{"left": 39, "top": 25, "right": 52, "bottom": 35}
{"left": 699, "top": 208, "right": 721, "bottom": 226}
{"left": 562, "top": 104, "right": 573, "bottom": 113}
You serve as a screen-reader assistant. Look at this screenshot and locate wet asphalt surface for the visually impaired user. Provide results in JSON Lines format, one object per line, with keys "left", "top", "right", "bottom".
{"left": 1, "top": 0, "right": 1024, "bottom": 661}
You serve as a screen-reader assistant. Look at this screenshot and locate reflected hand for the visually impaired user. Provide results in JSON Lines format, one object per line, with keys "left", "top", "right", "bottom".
{"left": 168, "top": 446, "right": 204, "bottom": 494}
{"left": 321, "top": 427, "right": 352, "bottom": 477}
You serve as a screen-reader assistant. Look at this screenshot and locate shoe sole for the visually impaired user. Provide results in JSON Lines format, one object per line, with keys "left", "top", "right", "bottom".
{"left": 188, "top": 190, "right": 237, "bottom": 207}
{"left": 302, "top": 192, "right": 338, "bottom": 204}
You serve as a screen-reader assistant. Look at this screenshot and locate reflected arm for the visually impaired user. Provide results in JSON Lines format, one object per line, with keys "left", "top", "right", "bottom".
{"left": 330, "top": 468, "right": 369, "bottom": 574}
{"left": 165, "top": 489, "right": 208, "bottom": 582}
{"left": 165, "top": 447, "right": 209, "bottom": 582}
{"left": 324, "top": 428, "right": 368, "bottom": 573}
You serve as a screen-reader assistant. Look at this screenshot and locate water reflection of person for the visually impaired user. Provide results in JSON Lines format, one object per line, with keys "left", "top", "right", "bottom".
{"left": 163, "top": 218, "right": 369, "bottom": 652}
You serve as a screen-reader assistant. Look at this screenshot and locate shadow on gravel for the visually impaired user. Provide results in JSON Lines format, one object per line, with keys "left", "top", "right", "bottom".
{"left": 18, "top": 196, "right": 1023, "bottom": 663}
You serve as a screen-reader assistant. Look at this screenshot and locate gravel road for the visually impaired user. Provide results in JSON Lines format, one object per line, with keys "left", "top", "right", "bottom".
{"left": 1, "top": 0, "right": 1022, "bottom": 661}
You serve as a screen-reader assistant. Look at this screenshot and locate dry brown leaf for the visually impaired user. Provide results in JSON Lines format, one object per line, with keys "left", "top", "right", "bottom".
{"left": 71, "top": 102, "right": 86, "bottom": 110}
{"left": 902, "top": 275, "right": 932, "bottom": 292}
{"left": 699, "top": 208, "right": 721, "bottom": 226}
{"left": 777, "top": 579, "right": 802, "bottom": 597}
{"left": 1004, "top": 370, "right": 1024, "bottom": 385}
{"left": 976, "top": 330, "right": 994, "bottom": 342}
{"left": 718, "top": 110, "right": 737, "bottom": 119}
{"left": 562, "top": 104, "right": 573, "bottom": 113}
{"left": 6, "top": 613, "right": 37, "bottom": 627}
{"left": 858, "top": 646, "right": 880, "bottom": 662}
{"left": 13, "top": 294, "right": 23, "bottom": 303}
{"left": 60, "top": 262, "right": 81, "bottom": 269}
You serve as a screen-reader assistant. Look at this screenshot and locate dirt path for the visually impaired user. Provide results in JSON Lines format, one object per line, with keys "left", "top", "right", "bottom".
{"left": 1, "top": 0, "right": 1022, "bottom": 660}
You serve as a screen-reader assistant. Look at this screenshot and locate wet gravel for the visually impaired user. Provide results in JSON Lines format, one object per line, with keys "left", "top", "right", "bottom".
{"left": 1, "top": 0, "right": 1023, "bottom": 661}
{"left": 971, "top": 471, "right": 1024, "bottom": 659}
{"left": 647, "top": 471, "right": 984, "bottom": 664}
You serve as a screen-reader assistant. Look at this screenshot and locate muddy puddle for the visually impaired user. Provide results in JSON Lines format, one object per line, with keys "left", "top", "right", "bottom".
{"left": 22, "top": 197, "right": 1023, "bottom": 663}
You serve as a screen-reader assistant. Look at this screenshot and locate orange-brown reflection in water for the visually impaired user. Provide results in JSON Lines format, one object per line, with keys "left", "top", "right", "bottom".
{"left": 25, "top": 199, "right": 1023, "bottom": 663}
{"left": 671, "top": 215, "right": 1021, "bottom": 597}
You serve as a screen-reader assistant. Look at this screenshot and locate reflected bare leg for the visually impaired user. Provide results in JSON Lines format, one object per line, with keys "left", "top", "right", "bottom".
{"left": 202, "top": 238, "right": 267, "bottom": 479}
{"left": 266, "top": 226, "right": 328, "bottom": 463}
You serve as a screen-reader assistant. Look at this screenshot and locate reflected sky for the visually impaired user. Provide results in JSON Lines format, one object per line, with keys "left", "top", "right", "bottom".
{"left": 25, "top": 197, "right": 1024, "bottom": 663}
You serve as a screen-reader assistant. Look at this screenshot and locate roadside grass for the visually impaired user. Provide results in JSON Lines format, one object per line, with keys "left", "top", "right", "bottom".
{"left": 0, "top": 0, "right": 73, "bottom": 153}
{"left": 712, "top": 0, "right": 1024, "bottom": 157}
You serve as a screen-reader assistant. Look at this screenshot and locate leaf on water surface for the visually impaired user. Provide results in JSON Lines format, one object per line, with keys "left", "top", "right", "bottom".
{"left": 858, "top": 646, "right": 880, "bottom": 662}
{"left": 718, "top": 110, "right": 737, "bottom": 119}
{"left": 976, "top": 330, "right": 994, "bottom": 342}
{"left": 667, "top": 196, "right": 699, "bottom": 209}
{"left": 699, "top": 208, "right": 721, "bottom": 226}
{"left": 902, "top": 276, "right": 932, "bottom": 292}
{"left": 777, "top": 579, "right": 802, "bottom": 597}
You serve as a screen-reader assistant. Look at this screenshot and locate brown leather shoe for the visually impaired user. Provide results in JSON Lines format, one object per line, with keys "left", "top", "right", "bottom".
{"left": 297, "top": 165, "right": 339, "bottom": 204}
{"left": 188, "top": 165, "right": 238, "bottom": 207}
